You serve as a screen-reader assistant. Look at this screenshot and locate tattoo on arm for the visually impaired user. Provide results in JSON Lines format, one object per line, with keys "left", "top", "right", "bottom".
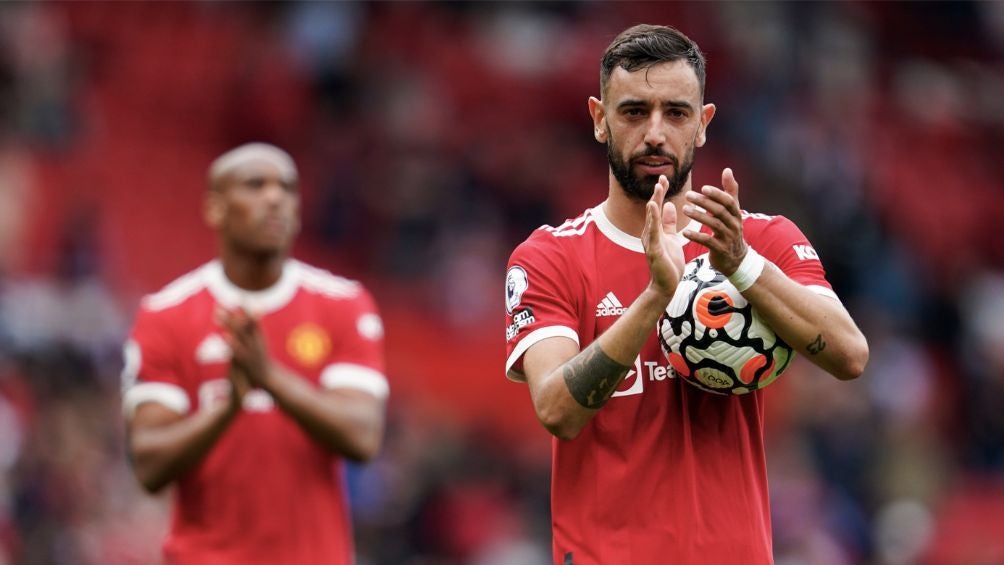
{"left": 807, "top": 334, "right": 827, "bottom": 355}
{"left": 562, "top": 342, "right": 632, "bottom": 409}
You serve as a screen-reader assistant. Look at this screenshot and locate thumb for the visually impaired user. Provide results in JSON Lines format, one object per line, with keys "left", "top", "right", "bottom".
{"left": 722, "top": 167, "right": 739, "bottom": 199}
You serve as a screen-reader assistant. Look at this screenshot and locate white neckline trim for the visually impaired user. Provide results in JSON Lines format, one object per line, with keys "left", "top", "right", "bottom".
{"left": 204, "top": 259, "right": 302, "bottom": 314}
{"left": 592, "top": 203, "right": 700, "bottom": 253}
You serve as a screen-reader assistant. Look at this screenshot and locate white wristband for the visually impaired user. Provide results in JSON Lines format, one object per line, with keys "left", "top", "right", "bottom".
{"left": 727, "top": 246, "right": 766, "bottom": 292}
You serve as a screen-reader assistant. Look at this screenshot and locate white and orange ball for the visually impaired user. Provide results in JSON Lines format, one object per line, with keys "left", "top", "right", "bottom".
{"left": 658, "top": 253, "right": 793, "bottom": 395}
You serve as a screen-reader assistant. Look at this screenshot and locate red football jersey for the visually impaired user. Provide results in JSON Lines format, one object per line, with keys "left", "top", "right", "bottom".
{"left": 505, "top": 203, "right": 836, "bottom": 565}
{"left": 122, "top": 259, "right": 387, "bottom": 565}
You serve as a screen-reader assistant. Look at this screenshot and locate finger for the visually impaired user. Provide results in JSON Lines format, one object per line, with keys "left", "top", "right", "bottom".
{"left": 217, "top": 314, "right": 244, "bottom": 338}
{"left": 661, "top": 199, "right": 677, "bottom": 236}
{"left": 650, "top": 174, "right": 668, "bottom": 206}
{"left": 236, "top": 306, "right": 263, "bottom": 325}
{"left": 227, "top": 307, "right": 259, "bottom": 337}
{"left": 684, "top": 193, "right": 743, "bottom": 233}
{"left": 644, "top": 201, "right": 665, "bottom": 254}
{"left": 218, "top": 306, "right": 254, "bottom": 331}
{"left": 682, "top": 205, "right": 729, "bottom": 235}
{"left": 682, "top": 230, "right": 728, "bottom": 254}
{"left": 643, "top": 175, "right": 669, "bottom": 248}
{"left": 222, "top": 333, "right": 246, "bottom": 361}
{"left": 698, "top": 185, "right": 741, "bottom": 217}
{"left": 685, "top": 190, "right": 727, "bottom": 219}
{"left": 721, "top": 167, "right": 741, "bottom": 209}
{"left": 215, "top": 305, "right": 238, "bottom": 328}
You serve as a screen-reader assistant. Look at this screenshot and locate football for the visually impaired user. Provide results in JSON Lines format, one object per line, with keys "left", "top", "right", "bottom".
{"left": 658, "top": 253, "right": 793, "bottom": 395}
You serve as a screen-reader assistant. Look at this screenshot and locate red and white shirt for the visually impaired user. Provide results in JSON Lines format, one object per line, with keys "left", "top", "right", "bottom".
{"left": 505, "top": 203, "right": 836, "bottom": 565}
{"left": 122, "top": 259, "right": 387, "bottom": 565}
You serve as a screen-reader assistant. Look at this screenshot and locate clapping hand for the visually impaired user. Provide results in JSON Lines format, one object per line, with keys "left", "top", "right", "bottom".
{"left": 641, "top": 174, "right": 686, "bottom": 298}
{"left": 681, "top": 168, "right": 748, "bottom": 275}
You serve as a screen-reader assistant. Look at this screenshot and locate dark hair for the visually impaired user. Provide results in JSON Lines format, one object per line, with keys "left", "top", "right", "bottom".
{"left": 600, "top": 24, "right": 706, "bottom": 97}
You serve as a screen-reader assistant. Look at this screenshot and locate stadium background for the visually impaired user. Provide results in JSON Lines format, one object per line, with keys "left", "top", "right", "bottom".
{"left": 0, "top": 2, "right": 1002, "bottom": 563}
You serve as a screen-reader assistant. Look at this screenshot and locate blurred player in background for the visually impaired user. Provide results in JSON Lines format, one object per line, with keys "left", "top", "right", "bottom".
{"left": 504, "top": 24, "right": 869, "bottom": 564}
{"left": 121, "top": 143, "right": 388, "bottom": 564}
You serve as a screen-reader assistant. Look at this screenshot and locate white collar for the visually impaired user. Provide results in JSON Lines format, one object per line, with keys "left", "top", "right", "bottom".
{"left": 592, "top": 202, "right": 700, "bottom": 253}
{"left": 203, "top": 259, "right": 301, "bottom": 314}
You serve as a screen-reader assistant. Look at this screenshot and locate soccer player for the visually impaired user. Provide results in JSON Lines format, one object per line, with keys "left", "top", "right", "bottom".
{"left": 504, "top": 24, "right": 869, "bottom": 564}
{"left": 121, "top": 143, "right": 388, "bottom": 564}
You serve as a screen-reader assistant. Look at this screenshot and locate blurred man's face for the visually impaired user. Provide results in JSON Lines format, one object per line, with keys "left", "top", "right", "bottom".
{"left": 591, "top": 59, "right": 713, "bottom": 201}
{"left": 211, "top": 155, "right": 300, "bottom": 257}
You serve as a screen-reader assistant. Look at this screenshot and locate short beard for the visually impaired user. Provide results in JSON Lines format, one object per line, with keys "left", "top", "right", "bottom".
{"left": 607, "top": 135, "right": 694, "bottom": 202}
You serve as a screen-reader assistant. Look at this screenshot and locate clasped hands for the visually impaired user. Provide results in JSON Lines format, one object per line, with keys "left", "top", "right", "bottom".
{"left": 215, "top": 306, "right": 272, "bottom": 408}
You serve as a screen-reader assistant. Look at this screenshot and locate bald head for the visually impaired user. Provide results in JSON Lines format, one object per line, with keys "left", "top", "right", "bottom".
{"left": 208, "top": 143, "right": 298, "bottom": 192}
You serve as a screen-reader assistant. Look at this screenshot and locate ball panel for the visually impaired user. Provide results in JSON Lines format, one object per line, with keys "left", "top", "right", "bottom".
{"left": 696, "top": 291, "right": 734, "bottom": 329}
{"left": 740, "top": 354, "right": 769, "bottom": 385}
{"left": 668, "top": 352, "right": 690, "bottom": 378}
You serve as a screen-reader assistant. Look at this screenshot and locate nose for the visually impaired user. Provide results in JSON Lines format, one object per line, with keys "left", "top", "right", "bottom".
{"left": 263, "top": 182, "right": 285, "bottom": 205}
{"left": 643, "top": 111, "right": 667, "bottom": 148}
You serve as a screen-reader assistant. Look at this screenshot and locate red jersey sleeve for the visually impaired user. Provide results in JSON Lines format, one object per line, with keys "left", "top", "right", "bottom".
{"left": 505, "top": 233, "right": 582, "bottom": 381}
{"left": 121, "top": 306, "right": 191, "bottom": 417}
{"left": 319, "top": 287, "right": 389, "bottom": 400}
{"left": 746, "top": 213, "right": 838, "bottom": 300}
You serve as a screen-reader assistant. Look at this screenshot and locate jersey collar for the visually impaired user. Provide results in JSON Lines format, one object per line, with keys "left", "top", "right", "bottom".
{"left": 593, "top": 202, "right": 700, "bottom": 253}
{"left": 204, "top": 259, "right": 301, "bottom": 314}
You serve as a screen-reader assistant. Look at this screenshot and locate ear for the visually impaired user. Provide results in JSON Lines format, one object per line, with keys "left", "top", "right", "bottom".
{"left": 696, "top": 103, "right": 716, "bottom": 148}
{"left": 204, "top": 190, "right": 225, "bottom": 229}
{"left": 587, "top": 96, "right": 608, "bottom": 143}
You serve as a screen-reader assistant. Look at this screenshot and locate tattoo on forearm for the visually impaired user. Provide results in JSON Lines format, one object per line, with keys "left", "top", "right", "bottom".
{"left": 563, "top": 342, "right": 632, "bottom": 409}
{"left": 807, "top": 334, "right": 827, "bottom": 355}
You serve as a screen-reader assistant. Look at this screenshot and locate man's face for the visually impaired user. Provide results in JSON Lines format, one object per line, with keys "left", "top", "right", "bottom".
{"left": 591, "top": 59, "right": 713, "bottom": 201}
{"left": 211, "top": 155, "right": 300, "bottom": 257}
{"left": 606, "top": 130, "right": 694, "bottom": 201}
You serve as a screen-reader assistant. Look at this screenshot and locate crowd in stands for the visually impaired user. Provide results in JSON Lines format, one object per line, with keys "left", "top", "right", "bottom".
{"left": 0, "top": 2, "right": 1002, "bottom": 563}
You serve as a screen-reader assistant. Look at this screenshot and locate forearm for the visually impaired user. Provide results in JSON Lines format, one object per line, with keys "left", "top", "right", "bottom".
{"left": 261, "top": 365, "right": 385, "bottom": 461}
{"left": 742, "top": 262, "right": 868, "bottom": 380}
{"left": 129, "top": 404, "right": 238, "bottom": 493}
{"left": 533, "top": 286, "right": 672, "bottom": 439}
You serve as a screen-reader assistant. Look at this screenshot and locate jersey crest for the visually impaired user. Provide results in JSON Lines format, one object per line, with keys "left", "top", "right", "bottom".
{"left": 287, "top": 323, "right": 331, "bottom": 368}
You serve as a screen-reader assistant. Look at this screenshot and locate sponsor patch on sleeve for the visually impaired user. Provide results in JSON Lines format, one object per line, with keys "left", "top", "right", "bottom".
{"left": 506, "top": 307, "right": 536, "bottom": 341}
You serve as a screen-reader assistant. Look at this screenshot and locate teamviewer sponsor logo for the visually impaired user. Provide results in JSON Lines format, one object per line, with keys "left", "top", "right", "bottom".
{"left": 595, "top": 292, "right": 627, "bottom": 317}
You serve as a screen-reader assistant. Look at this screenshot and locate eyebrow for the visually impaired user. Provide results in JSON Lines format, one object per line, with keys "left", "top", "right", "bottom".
{"left": 616, "top": 99, "right": 695, "bottom": 113}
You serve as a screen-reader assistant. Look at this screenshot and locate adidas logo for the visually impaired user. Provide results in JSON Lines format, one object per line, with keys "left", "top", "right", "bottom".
{"left": 596, "top": 292, "right": 627, "bottom": 317}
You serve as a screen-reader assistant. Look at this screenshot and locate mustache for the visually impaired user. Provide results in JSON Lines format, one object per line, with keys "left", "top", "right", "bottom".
{"left": 630, "top": 147, "right": 678, "bottom": 165}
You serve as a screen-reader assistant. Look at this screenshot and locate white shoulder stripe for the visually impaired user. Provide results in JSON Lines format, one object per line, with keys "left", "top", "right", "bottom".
{"left": 297, "top": 262, "right": 361, "bottom": 299}
{"left": 122, "top": 382, "right": 190, "bottom": 418}
{"left": 542, "top": 210, "right": 593, "bottom": 235}
{"left": 320, "top": 363, "right": 389, "bottom": 399}
{"left": 141, "top": 263, "right": 211, "bottom": 311}
{"left": 547, "top": 212, "right": 596, "bottom": 238}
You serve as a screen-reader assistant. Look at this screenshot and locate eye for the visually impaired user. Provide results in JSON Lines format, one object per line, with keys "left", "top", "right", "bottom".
{"left": 244, "top": 177, "right": 266, "bottom": 190}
